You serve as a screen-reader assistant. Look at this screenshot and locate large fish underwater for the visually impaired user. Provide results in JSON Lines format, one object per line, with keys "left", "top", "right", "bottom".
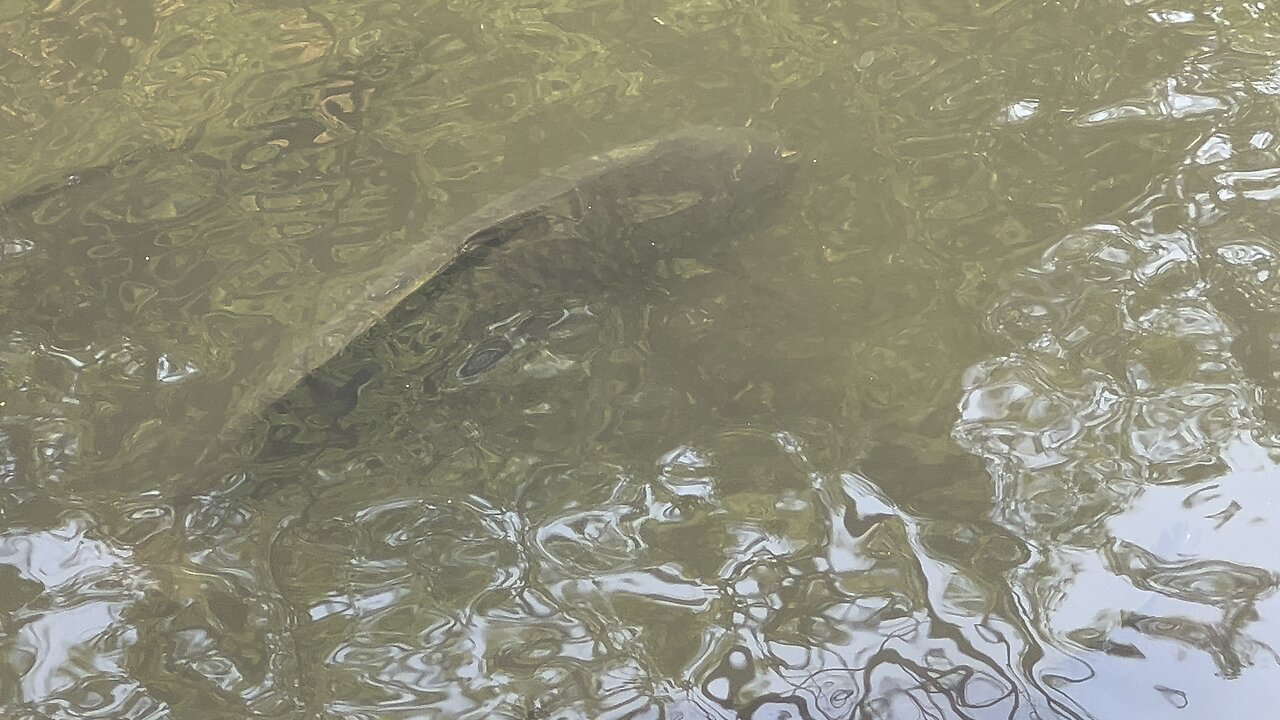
{"left": 0, "top": 125, "right": 796, "bottom": 510}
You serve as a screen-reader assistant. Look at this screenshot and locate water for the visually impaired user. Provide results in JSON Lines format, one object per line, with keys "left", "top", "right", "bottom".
{"left": 2, "top": 1, "right": 1279, "bottom": 718}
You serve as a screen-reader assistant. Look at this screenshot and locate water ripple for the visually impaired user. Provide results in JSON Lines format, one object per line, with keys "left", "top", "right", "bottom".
{"left": 952, "top": 9, "right": 1280, "bottom": 713}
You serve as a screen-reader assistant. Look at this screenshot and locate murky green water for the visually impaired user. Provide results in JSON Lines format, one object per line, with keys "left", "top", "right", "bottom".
{"left": 3, "top": 1, "right": 1280, "bottom": 718}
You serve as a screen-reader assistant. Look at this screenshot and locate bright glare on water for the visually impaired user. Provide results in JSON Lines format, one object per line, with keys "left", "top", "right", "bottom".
{"left": 1, "top": 1, "right": 1279, "bottom": 718}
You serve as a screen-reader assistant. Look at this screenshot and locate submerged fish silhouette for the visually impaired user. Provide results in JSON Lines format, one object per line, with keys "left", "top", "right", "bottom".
{"left": 202, "top": 125, "right": 796, "bottom": 465}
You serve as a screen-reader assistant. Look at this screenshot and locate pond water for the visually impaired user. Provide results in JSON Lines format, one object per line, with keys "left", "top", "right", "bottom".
{"left": 2, "top": 1, "right": 1279, "bottom": 718}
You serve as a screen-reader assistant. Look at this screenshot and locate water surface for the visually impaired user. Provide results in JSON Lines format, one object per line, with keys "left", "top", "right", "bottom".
{"left": 2, "top": 1, "right": 1279, "bottom": 718}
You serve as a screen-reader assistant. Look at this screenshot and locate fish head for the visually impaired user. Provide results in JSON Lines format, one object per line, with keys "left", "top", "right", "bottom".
{"left": 581, "top": 125, "right": 797, "bottom": 255}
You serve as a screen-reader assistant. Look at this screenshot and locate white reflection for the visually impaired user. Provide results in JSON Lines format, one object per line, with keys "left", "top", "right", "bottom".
{"left": 1148, "top": 10, "right": 1197, "bottom": 24}
{"left": 1076, "top": 77, "right": 1230, "bottom": 127}
{"left": 955, "top": 127, "right": 1280, "bottom": 714}
{"left": 0, "top": 517, "right": 154, "bottom": 705}
{"left": 1195, "top": 134, "right": 1233, "bottom": 164}
{"left": 998, "top": 99, "right": 1040, "bottom": 125}
{"left": 1162, "top": 78, "right": 1229, "bottom": 119}
{"left": 1216, "top": 166, "right": 1280, "bottom": 202}
{"left": 155, "top": 353, "right": 201, "bottom": 384}
{"left": 1, "top": 237, "right": 35, "bottom": 260}
{"left": 1109, "top": 435, "right": 1280, "bottom": 576}
{"left": 1250, "top": 63, "right": 1280, "bottom": 96}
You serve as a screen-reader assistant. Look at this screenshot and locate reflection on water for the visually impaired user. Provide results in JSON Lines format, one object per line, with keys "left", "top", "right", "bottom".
{"left": 3, "top": 1, "right": 1280, "bottom": 718}
{"left": 953, "top": 28, "right": 1280, "bottom": 714}
{"left": 0, "top": 518, "right": 158, "bottom": 716}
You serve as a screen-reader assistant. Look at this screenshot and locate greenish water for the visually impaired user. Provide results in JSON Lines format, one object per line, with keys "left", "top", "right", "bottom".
{"left": 2, "top": 1, "right": 1280, "bottom": 718}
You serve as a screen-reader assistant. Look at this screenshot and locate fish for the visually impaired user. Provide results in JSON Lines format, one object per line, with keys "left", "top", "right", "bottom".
{"left": 203, "top": 125, "right": 796, "bottom": 465}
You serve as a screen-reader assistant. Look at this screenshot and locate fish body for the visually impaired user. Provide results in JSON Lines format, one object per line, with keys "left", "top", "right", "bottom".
{"left": 209, "top": 126, "right": 795, "bottom": 463}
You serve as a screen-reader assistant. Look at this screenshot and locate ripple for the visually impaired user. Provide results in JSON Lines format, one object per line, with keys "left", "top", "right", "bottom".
{"left": 952, "top": 18, "right": 1280, "bottom": 711}
{"left": 0, "top": 518, "right": 155, "bottom": 710}
{"left": 6, "top": 0, "right": 1280, "bottom": 717}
